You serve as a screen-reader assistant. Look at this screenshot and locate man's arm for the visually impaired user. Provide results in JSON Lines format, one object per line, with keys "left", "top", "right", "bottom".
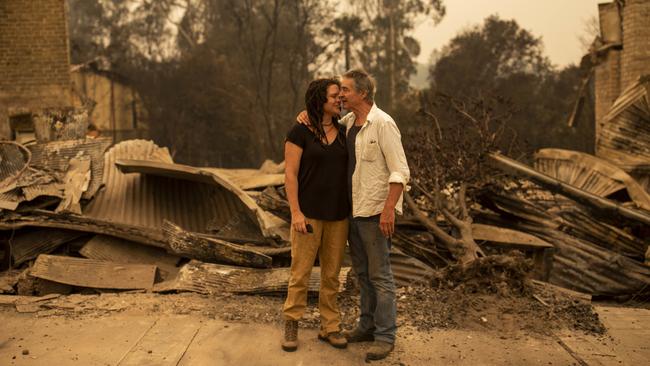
{"left": 380, "top": 183, "right": 404, "bottom": 237}
{"left": 378, "top": 120, "right": 410, "bottom": 237}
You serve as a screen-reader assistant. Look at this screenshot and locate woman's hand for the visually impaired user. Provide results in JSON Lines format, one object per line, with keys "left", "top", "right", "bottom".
{"left": 296, "top": 110, "right": 310, "bottom": 125}
{"left": 291, "top": 211, "right": 308, "bottom": 234}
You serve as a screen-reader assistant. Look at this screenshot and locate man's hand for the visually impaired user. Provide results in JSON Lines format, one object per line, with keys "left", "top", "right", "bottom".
{"left": 379, "top": 207, "right": 395, "bottom": 238}
{"left": 296, "top": 110, "right": 310, "bottom": 125}
{"left": 292, "top": 210, "right": 308, "bottom": 234}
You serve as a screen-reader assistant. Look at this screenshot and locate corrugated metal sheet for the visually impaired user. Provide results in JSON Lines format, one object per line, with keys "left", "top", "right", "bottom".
{"left": 482, "top": 190, "right": 650, "bottom": 296}
{"left": 0, "top": 142, "right": 30, "bottom": 193}
{"left": 83, "top": 140, "right": 238, "bottom": 234}
{"left": 9, "top": 228, "right": 86, "bottom": 266}
{"left": 28, "top": 137, "right": 112, "bottom": 199}
{"left": 598, "top": 76, "right": 650, "bottom": 168}
{"left": 535, "top": 148, "right": 650, "bottom": 211}
{"left": 83, "top": 140, "right": 288, "bottom": 241}
{"left": 390, "top": 248, "right": 435, "bottom": 287}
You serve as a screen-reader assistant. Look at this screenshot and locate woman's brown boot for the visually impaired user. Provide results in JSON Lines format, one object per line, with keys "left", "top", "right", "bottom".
{"left": 281, "top": 320, "right": 298, "bottom": 352}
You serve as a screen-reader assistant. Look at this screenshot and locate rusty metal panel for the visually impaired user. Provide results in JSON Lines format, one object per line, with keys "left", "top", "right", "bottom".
{"left": 109, "top": 156, "right": 289, "bottom": 240}
{"left": 0, "top": 142, "right": 31, "bottom": 192}
{"left": 83, "top": 140, "right": 288, "bottom": 241}
{"left": 535, "top": 148, "right": 650, "bottom": 211}
{"left": 597, "top": 77, "right": 650, "bottom": 168}
{"left": 28, "top": 137, "right": 112, "bottom": 199}
{"left": 390, "top": 248, "right": 435, "bottom": 287}
{"left": 9, "top": 228, "right": 86, "bottom": 266}
{"left": 82, "top": 140, "right": 218, "bottom": 233}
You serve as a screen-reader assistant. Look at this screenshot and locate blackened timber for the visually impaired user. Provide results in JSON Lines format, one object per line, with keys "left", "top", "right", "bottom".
{"left": 163, "top": 221, "right": 272, "bottom": 268}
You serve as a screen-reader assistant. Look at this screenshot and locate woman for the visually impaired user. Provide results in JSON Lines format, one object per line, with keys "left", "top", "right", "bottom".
{"left": 281, "top": 78, "right": 350, "bottom": 352}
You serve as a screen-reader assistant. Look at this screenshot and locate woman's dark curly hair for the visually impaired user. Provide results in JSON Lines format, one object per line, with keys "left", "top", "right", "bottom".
{"left": 305, "top": 78, "right": 342, "bottom": 145}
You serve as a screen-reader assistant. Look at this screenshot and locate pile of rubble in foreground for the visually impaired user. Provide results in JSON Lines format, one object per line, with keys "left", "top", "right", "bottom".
{"left": 0, "top": 133, "right": 357, "bottom": 303}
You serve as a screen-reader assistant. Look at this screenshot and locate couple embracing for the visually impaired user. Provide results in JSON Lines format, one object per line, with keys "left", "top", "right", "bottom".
{"left": 281, "top": 69, "right": 410, "bottom": 361}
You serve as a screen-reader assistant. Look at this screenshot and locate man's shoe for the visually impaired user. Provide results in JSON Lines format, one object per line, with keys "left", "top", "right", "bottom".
{"left": 318, "top": 331, "right": 348, "bottom": 349}
{"left": 366, "top": 341, "right": 394, "bottom": 361}
{"left": 281, "top": 320, "right": 298, "bottom": 352}
{"left": 342, "top": 327, "right": 374, "bottom": 343}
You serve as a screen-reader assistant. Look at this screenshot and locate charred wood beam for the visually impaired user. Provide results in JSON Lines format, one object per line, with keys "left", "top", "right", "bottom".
{"left": 164, "top": 221, "right": 272, "bottom": 268}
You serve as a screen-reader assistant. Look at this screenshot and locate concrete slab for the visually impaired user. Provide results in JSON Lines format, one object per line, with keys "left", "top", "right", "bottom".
{"left": 1, "top": 305, "right": 649, "bottom": 366}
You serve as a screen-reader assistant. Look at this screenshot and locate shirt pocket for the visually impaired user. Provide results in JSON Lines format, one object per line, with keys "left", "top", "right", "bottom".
{"left": 361, "top": 137, "right": 379, "bottom": 162}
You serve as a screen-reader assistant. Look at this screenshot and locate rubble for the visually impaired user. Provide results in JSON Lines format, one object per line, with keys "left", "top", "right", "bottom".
{"left": 31, "top": 254, "right": 157, "bottom": 290}
{"left": 153, "top": 260, "right": 350, "bottom": 295}
{"left": 0, "top": 118, "right": 645, "bottom": 340}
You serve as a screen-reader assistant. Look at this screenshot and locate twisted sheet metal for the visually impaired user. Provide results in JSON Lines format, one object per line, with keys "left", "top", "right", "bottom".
{"left": 83, "top": 140, "right": 288, "bottom": 240}
{"left": 535, "top": 148, "right": 650, "bottom": 211}
{"left": 390, "top": 248, "right": 435, "bottom": 287}
{"left": 83, "top": 140, "right": 226, "bottom": 233}
{"left": 28, "top": 137, "right": 112, "bottom": 199}
{"left": 0, "top": 142, "right": 31, "bottom": 193}
{"left": 482, "top": 190, "right": 650, "bottom": 296}
{"left": 598, "top": 76, "right": 650, "bottom": 167}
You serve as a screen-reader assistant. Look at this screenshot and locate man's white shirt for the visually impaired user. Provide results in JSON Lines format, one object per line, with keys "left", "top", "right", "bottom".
{"left": 340, "top": 103, "right": 410, "bottom": 217}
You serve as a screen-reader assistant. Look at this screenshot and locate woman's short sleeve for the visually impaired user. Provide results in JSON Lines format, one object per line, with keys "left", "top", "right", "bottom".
{"left": 286, "top": 124, "right": 308, "bottom": 149}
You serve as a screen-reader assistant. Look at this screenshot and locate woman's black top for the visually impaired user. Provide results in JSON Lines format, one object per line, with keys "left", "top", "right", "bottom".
{"left": 286, "top": 123, "right": 350, "bottom": 221}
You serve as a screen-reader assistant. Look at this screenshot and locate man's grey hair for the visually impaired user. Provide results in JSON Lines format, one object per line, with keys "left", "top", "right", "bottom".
{"left": 342, "top": 69, "right": 375, "bottom": 104}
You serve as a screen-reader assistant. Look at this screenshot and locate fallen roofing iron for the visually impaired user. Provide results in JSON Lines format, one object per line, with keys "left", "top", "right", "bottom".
{"left": 487, "top": 151, "right": 650, "bottom": 226}
{"left": 535, "top": 148, "right": 650, "bottom": 211}
{"left": 478, "top": 190, "right": 650, "bottom": 296}
{"left": 597, "top": 75, "right": 650, "bottom": 167}
{"left": 112, "top": 156, "right": 289, "bottom": 241}
{"left": 28, "top": 137, "right": 112, "bottom": 200}
{"left": 0, "top": 141, "right": 31, "bottom": 194}
{"left": 153, "top": 260, "right": 350, "bottom": 295}
{"left": 79, "top": 235, "right": 180, "bottom": 281}
{"left": 9, "top": 228, "right": 86, "bottom": 266}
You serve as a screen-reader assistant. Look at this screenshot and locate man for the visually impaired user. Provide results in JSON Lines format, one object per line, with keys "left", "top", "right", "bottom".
{"left": 338, "top": 70, "right": 409, "bottom": 361}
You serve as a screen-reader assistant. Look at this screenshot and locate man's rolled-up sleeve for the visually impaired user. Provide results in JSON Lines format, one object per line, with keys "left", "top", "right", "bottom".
{"left": 379, "top": 121, "right": 410, "bottom": 186}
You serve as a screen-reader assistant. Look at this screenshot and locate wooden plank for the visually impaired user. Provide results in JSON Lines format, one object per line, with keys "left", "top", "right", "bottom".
{"left": 0, "top": 293, "right": 60, "bottom": 306}
{"left": 30, "top": 254, "right": 156, "bottom": 290}
{"left": 472, "top": 223, "right": 553, "bottom": 249}
{"left": 80, "top": 235, "right": 180, "bottom": 280}
{"left": 164, "top": 221, "right": 272, "bottom": 269}
{"left": 118, "top": 317, "right": 201, "bottom": 366}
{"left": 154, "top": 260, "right": 350, "bottom": 295}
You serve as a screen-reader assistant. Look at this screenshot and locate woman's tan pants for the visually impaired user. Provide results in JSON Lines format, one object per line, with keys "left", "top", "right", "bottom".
{"left": 282, "top": 217, "right": 348, "bottom": 334}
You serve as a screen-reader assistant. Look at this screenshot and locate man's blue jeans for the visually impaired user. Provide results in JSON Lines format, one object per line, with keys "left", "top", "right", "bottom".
{"left": 348, "top": 215, "right": 397, "bottom": 344}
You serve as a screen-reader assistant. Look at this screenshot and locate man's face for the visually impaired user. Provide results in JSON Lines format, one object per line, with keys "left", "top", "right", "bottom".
{"left": 323, "top": 84, "right": 341, "bottom": 116}
{"left": 339, "top": 77, "right": 365, "bottom": 110}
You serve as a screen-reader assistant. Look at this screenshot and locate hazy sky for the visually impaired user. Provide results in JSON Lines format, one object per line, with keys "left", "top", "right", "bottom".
{"left": 413, "top": 0, "right": 601, "bottom": 67}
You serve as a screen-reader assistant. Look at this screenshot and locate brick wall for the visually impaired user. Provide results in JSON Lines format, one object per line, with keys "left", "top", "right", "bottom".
{"left": 0, "top": 0, "right": 72, "bottom": 138}
{"left": 620, "top": 0, "right": 650, "bottom": 90}
{"left": 594, "top": 49, "right": 621, "bottom": 144}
